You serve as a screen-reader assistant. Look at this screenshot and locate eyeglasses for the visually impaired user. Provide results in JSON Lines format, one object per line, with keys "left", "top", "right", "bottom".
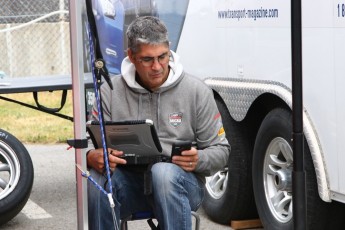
{"left": 137, "top": 52, "right": 170, "bottom": 67}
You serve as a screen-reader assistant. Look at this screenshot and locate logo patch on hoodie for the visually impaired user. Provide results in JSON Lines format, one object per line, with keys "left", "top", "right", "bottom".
{"left": 169, "top": 112, "right": 183, "bottom": 127}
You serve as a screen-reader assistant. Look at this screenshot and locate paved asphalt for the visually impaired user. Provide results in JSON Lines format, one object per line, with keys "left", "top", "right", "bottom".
{"left": 1, "top": 144, "right": 239, "bottom": 230}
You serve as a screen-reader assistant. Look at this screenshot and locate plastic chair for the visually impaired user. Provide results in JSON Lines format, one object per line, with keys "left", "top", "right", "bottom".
{"left": 120, "top": 211, "right": 200, "bottom": 230}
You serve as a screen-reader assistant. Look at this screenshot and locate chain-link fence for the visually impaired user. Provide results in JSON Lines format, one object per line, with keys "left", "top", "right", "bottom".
{"left": 0, "top": 0, "right": 70, "bottom": 78}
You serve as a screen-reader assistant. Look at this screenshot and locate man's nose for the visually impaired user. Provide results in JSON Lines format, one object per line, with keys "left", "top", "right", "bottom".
{"left": 151, "top": 58, "right": 162, "bottom": 70}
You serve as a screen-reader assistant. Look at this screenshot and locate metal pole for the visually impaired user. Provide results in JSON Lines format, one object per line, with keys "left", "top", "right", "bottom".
{"left": 69, "top": 0, "right": 89, "bottom": 229}
{"left": 291, "top": 0, "right": 307, "bottom": 229}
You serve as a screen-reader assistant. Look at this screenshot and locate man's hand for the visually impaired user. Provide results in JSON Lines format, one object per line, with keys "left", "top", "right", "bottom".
{"left": 87, "top": 148, "right": 127, "bottom": 173}
{"left": 171, "top": 147, "right": 198, "bottom": 171}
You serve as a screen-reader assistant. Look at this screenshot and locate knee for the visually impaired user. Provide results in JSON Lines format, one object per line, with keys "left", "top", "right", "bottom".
{"left": 151, "top": 163, "right": 182, "bottom": 189}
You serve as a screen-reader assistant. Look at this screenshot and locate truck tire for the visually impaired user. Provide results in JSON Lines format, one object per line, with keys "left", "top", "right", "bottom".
{"left": 252, "top": 108, "right": 336, "bottom": 229}
{"left": 202, "top": 98, "right": 258, "bottom": 224}
{"left": 0, "top": 129, "right": 34, "bottom": 225}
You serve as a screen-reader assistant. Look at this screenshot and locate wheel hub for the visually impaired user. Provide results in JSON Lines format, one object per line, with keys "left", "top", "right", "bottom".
{"left": 205, "top": 169, "right": 228, "bottom": 199}
{"left": 0, "top": 141, "right": 20, "bottom": 200}
{"left": 274, "top": 168, "right": 292, "bottom": 192}
{"left": 263, "top": 137, "right": 293, "bottom": 223}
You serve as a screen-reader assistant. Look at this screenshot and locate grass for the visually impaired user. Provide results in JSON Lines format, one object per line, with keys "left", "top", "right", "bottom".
{"left": 0, "top": 91, "right": 74, "bottom": 144}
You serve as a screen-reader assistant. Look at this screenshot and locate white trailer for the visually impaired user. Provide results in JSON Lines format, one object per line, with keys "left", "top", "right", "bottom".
{"left": 167, "top": 0, "right": 345, "bottom": 229}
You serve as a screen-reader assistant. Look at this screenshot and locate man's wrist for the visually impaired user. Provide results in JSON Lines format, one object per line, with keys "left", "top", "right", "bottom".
{"left": 86, "top": 149, "right": 93, "bottom": 170}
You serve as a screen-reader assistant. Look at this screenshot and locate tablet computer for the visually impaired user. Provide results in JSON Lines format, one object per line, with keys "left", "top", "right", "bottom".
{"left": 86, "top": 119, "right": 166, "bottom": 164}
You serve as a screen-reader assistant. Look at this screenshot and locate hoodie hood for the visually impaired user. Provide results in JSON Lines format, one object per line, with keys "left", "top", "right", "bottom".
{"left": 121, "top": 50, "right": 184, "bottom": 92}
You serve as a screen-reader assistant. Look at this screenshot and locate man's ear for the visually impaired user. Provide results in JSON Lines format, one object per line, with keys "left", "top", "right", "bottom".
{"left": 127, "top": 49, "right": 135, "bottom": 63}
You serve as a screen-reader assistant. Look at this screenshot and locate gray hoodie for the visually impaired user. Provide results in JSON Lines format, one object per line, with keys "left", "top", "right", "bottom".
{"left": 92, "top": 51, "right": 230, "bottom": 181}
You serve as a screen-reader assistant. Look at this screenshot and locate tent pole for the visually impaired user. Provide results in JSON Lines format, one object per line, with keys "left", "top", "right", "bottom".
{"left": 291, "top": 0, "right": 307, "bottom": 229}
{"left": 69, "top": 0, "right": 89, "bottom": 229}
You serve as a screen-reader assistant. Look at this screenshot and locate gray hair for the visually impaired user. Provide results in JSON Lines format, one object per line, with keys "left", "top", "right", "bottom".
{"left": 126, "top": 16, "right": 169, "bottom": 53}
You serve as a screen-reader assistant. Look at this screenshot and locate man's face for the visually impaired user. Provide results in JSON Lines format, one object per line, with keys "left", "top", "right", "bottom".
{"left": 128, "top": 43, "right": 170, "bottom": 91}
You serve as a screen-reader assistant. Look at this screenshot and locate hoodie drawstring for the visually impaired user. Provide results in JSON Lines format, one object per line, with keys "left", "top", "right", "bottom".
{"left": 157, "top": 93, "right": 161, "bottom": 132}
{"left": 138, "top": 94, "right": 143, "bottom": 120}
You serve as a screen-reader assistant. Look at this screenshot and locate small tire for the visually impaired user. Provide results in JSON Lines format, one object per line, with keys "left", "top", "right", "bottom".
{"left": 202, "top": 97, "right": 257, "bottom": 224}
{"left": 0, "top": 129, "right": 34, "bottom": 225}
{"left": 252, "top": 108, "right": 335, "bottom": 229}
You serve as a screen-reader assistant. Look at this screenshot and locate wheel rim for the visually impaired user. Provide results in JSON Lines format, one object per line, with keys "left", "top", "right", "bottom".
{"left": 263, "top": 137, "right": 293, "bottom": 223}
{"left": 0, "top": 141, "right": 21, "bottom": 200}
{"left": 206, "top": 169, "right": 228, "bottom": 199}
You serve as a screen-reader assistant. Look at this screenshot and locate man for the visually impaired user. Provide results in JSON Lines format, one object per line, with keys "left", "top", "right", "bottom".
{"left": 87, "top": 16, "right": 230, "bottom": 230}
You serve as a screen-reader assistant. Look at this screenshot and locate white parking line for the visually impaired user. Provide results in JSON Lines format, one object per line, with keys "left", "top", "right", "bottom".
{"left": 21, "top": 199, "right": 52, "bottom": 219}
